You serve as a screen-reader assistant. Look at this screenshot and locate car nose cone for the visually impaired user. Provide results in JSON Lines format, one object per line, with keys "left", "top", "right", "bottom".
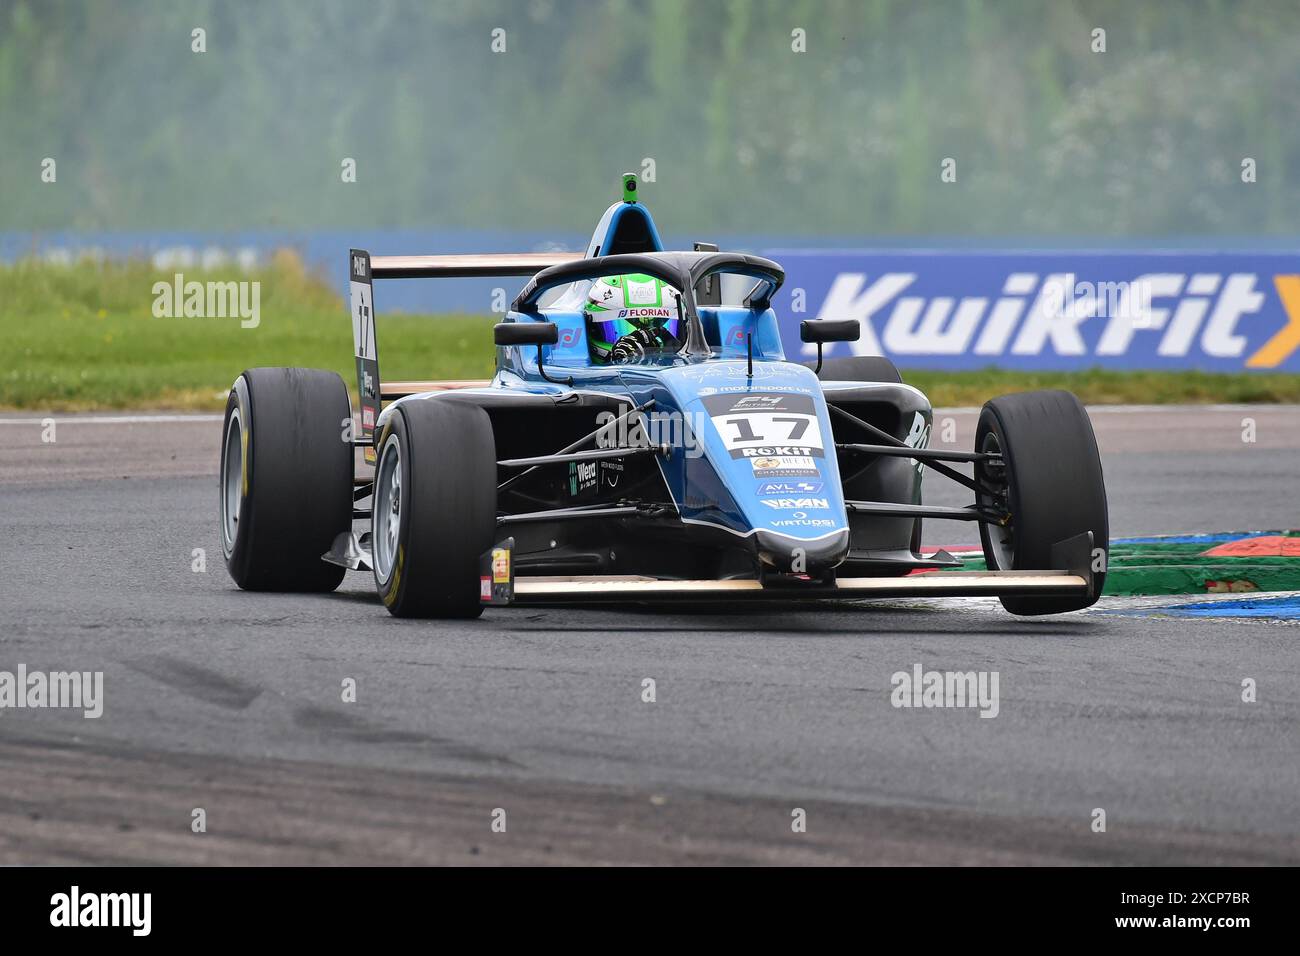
{"left": 754, "top": 528, "right": 850, "bottom": 574}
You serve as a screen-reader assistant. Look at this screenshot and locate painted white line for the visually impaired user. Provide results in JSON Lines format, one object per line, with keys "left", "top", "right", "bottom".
{"left": 933, "top": 404, "right": 1300, "bottom": 416}
{"left": 0, "top": 414, "right": 223, "bottom": 424}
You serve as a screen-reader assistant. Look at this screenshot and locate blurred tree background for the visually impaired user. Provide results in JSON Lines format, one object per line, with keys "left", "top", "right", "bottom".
{"left": 2, "top": 0, "right": 1296, "bottom": 235}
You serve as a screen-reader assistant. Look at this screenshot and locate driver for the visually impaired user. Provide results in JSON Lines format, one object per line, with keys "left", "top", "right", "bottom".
{"left": 584, "top": 273, "right": 684, "bottom": 364}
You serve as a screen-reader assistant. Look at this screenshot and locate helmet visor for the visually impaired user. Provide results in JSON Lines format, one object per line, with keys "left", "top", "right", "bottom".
{"left": 586, "top": 312, "right": 680, "bottom": 353}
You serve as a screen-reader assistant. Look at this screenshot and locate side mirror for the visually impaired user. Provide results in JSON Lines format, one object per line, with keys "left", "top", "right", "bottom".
{"left": 494, "top": 321, "right": 559, "bottom": 347}
{"left": 493, "top": 321, "right": 570, "bottom": 385}
{"left": 800, "top": 320, "right": 861, "bottom": 375}
{"left": 800, "top": 319, "right": 860, "bottom": 344}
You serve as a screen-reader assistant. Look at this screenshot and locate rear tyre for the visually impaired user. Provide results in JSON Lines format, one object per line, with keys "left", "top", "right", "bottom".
{"left": 372, "top": 400, "right": 497, "bottom": 618}
{"left": 975, "top": 390, "right": 1108, "bottom": 616}
{"left": 221, "top": 367, "right": 353, "bottom": 592}
{"left": 807, "top": 355, "right": 902, "bottom": 384}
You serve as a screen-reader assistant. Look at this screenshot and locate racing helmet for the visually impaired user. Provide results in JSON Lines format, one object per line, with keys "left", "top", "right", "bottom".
{"left": 584, "top": 273, "right": 683, "bottom": 359}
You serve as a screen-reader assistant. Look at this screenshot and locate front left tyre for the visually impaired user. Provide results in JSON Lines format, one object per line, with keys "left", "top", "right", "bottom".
{"left": 220, "top": 367, "right": 354, "bottom": 592}
{"left": 371, "top": 399, "right": 498, "bottom": 618}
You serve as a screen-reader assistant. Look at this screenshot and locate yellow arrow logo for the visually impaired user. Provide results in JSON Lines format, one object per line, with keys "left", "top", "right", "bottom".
{"left": 1246, "top": 275, "right": 1300, "bottom": 367}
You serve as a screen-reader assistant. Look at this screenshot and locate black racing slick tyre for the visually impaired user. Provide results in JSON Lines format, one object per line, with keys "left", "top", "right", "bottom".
{"left": 220, "top": 367, "right": 354, "bottom": 592}
{"left": 371, "top": 400, "right": 497, "bottom": 619}
{"left": 807, "top": 355, "right": 903, "bottom": 384}
{"left": 975, "top": 390, "right": 1109, "bottom": 616}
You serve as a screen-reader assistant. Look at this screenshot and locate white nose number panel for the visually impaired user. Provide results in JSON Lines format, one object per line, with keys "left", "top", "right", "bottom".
{"left": 702, "top": 392, "right": 825, "bottom": 460}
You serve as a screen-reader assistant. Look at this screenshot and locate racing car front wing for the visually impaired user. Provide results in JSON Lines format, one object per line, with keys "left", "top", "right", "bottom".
{"left": 479, "top": 532, "right": 1098, "bottom": 606}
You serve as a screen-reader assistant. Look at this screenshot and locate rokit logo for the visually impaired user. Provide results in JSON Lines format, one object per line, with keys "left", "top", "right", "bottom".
{"left": 761, "top": 497, "right": 829, "bottom": 509}
{"left": 742, "top": 446, "right": 818, "bottom": 458}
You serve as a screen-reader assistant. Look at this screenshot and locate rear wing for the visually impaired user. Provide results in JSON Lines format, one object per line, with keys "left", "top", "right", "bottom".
{"left": 348, "top": 249, "right": 581, "bottom": 461}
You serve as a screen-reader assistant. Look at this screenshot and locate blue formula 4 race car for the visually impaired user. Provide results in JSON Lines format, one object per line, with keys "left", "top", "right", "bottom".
{"left": 219, "top": 176, "right": 1108, "bottom": 618}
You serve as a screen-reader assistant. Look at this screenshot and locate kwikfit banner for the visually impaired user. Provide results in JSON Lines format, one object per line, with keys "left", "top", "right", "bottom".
{"left": 768, "top": 251, "right": 1300, "bottom": 372}
{"left": 5, "top": 232, "right": 1298, "bottom": 371}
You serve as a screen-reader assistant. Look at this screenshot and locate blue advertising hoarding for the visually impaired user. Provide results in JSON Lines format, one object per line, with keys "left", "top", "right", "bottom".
{"left": 4, "top": 232, "right": 1298, "bottom": 371}
{"left": 769, "top": 251, "right": 1300, "bottom": 372}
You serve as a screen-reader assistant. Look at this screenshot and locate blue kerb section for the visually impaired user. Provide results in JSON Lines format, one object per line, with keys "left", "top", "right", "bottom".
{"left": 1160, "top": 596, "right": 1300, "bottom": 619}
{"left": 1108, "top": 595, "right": 1300, "bottom": 620}
{"left": 1112, "top": 532, "right": 1275, "bottom": 545}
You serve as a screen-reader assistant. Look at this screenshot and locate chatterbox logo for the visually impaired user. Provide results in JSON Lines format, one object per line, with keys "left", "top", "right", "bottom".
{"left": 775, "top": 251, "right": 1300, "bottom": 371}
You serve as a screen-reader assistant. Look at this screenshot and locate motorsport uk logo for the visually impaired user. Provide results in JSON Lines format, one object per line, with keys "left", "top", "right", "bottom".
{"left": 771, "top": 251, "right": 1300, "bottom": 371}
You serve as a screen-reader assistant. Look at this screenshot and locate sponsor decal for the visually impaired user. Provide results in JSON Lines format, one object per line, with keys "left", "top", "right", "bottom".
{"left": 601, "top": 458, "right": 624, "bottom": 488}
{"left": 774, "top": 252, "right": 1300, "bottom": 371}
{"left": 750, "top": 455, "right": 819, "bottom": 477}
{"left": 480, "top": 576, "right": 492, "bottom": 600}
{"left": 742, "top": 445, "right": 819, "bottom": 458}
{"left": 350, "top": 251, "right": 369, "bottom": 281}
{"left": 720, "top": 393, "right": 793, "bottom": 411}
{"left": 349, "top": 258, "right": 380, "bottom": 464}
{"left": 676, "top": 361, "right": 807, "bottom": 382}
{"left": 568, "top": 459, "right": 598, "bottom": 496}
{"left": 710, "top": 383, "right": 815, "bottom": 394}
{"left": 761, "top": 497, "right": 830, "bottom": 510}
{"left": 703, "top": 392, "right": 825, "bottom": 459}
{"left": 769, "top": 517, "right": 838, "bottom": 528}
{"left": 491, "top": 548, "right": 511, "bottom": 585}
{"left": 757, "top": 480, "right": 824, "bottom": 495}
{"left": 558, "top": 326, "right": 580, "bottom": 348}
{"left": 902, "top": 411, "right": 929, "bottom": 475}
{"left": 616, "top": 307, "right": 672, "bottom": 320}
{"left": 625, "top": 278, "right": 660, "bottom": 305}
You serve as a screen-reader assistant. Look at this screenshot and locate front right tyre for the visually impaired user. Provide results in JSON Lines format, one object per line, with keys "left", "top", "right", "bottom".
{"left": 975, "top": 389, "right": 1109, "bottom": 616}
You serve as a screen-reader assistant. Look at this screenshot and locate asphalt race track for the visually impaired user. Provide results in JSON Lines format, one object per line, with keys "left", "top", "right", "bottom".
{"left": 1, "top": 406, "right": 1297, "bottom": 864}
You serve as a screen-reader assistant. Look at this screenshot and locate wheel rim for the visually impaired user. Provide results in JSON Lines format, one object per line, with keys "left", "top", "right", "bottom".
{"left": 373, "top": 434, "right": 402, "bottom": 583}
{"left": 978, "top": 430, "right": 1015, "bottom": 569}
{"left": 220, "top": 408, "right": 243, "bottom": 553}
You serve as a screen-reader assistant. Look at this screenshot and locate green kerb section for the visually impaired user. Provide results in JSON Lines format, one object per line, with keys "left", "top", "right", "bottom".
{"left": 956, "top": 535, "right": 1300, "bottom": 596}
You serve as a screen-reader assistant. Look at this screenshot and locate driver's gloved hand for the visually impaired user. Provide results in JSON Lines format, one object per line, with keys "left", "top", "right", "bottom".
{"left": 610, "top": 327, "right": 668, "bottom": 364}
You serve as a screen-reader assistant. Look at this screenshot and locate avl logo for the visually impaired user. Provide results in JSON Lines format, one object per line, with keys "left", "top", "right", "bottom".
{"left": 757, "top": 481, "right": 823, "bottom": 495}
{"left": 772, "top": 252, "right": 1300, "bottom": 371}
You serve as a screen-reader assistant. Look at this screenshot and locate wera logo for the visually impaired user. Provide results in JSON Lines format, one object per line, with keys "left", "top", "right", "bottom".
{"left": 890, "top": 663, "right": 1000, "bottom": 718}
{"left": 50, "top": 886, "right": 151, "bottom": 936}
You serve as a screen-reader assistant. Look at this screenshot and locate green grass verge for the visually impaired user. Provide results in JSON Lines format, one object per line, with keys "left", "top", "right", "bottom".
{"left": 4, "top": 258, "right": 1299, "bottom": 411}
